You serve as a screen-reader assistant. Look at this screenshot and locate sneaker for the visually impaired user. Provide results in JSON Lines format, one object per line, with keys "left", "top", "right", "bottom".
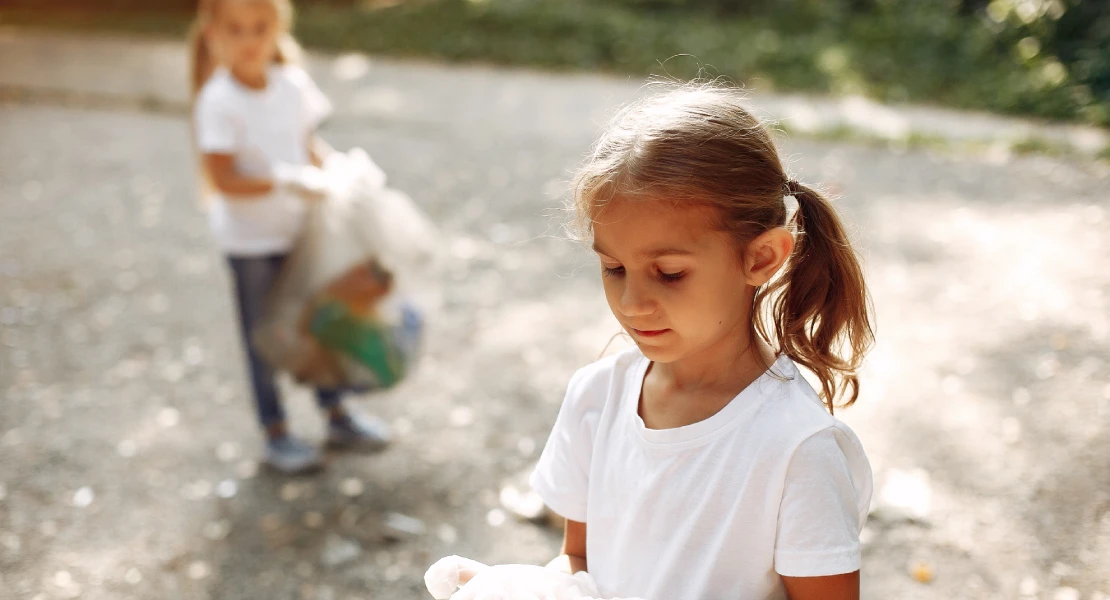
{"left": 326, "top": 411, "right": 392, "bottom": 451}
{"left": 265, "top": 436, "right": 323, "bottom": 474}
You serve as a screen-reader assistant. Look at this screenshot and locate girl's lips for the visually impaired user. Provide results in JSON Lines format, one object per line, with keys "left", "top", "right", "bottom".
{"left": 631, "top": 328, "right": 670, "bottom": 338}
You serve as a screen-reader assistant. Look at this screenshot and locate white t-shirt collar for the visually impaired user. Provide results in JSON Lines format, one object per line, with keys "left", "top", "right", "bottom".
{"left": 627, "top": 351, "right": 795, "bottom": 448}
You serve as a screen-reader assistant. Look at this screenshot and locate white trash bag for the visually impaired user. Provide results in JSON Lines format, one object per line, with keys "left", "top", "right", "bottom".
{"left": 424, "top": 556, "right": 646, "bottom": 600}
{"left": 254, "top": 148, "right": 436, "bottom": 390}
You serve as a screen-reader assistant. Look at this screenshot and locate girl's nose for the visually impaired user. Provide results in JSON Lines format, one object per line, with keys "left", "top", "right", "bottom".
{"left": 617, "top": 278, "right": 654, "bottom": 317}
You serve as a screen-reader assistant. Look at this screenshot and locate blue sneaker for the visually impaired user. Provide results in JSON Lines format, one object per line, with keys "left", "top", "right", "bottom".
{"left": 265, "top": 436, "right": 323, "bottom": 474}
{"left": 326, "top": 411, "right": 392, "bottom": 451}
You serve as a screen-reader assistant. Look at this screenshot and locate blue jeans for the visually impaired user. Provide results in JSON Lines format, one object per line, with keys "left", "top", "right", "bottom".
{"left": 227, "top": 254, "right": 342, "bottom": 428}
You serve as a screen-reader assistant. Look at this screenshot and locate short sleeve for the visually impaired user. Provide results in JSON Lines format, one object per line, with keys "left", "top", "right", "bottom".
{"left": 774, "top": 426, "right": 873, "bottom": 578}
{"left": 287, "top": 65, "right": 332, "bottom": 132}
{"left": 529, "top": 369, "right": 600, "bottom": 523}
{"left": 194, "top": 91, "right": 240, "bottom": 153}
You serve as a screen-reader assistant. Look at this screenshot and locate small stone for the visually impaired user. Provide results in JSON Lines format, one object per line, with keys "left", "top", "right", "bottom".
{"left": 911, "top": 561, "right": 933, "bottom": 583}
{"left": 203, "top": 520, "right": 230, "bottom": 541}
{"left": 486, "top": 509, "right": 506, "bottom": 527}
{"left": 383, "top": 513, "right": 426, "bottom": 539}
{"left": 117, "top": 440, "right": 137, "bottom": 458}
{"left": 281, "top": 483, "right": 302, "bottom": 502}
{"left": 124, "top": 568, "right": 142, "bottom": 585}
{"left": 183, "top": 344, "right": 204, "bottom": 366}
{"left": 303, "top": 511, "right": 324, "bottom": 529}
{"left": 216, "top": 479, "right": 238, "bottom": 499}
{"left": 53, "top": 571, "right": 73, "bottom": 587}
{"left": 449, "top": 406, "right": 474, "bottom": 427}
{"left": 1053, "top": 587, "right": 1080, "bottom": 600}
{"left": 73, "top": 486, "right": 94, "bottom": 508}
{"left": 156, "top": 407, "right": 180, "bottom": 428}
{"left": 187, "top": 561, "right": 211, "bottom": 580}
{"left": 338, "top": 478, "right": 364, "bottom": 498}
{"left": 320, "top": 534, "right": 360, "bottom": 568}
{"left": 216, "top": 442, "right": 240, "bottom": 463}
{"left": 184, "top": 480, "right": 212, "bottom": 500}
{"left": 235, "top": 460, "right": 259, "bottom": 480}
{"left": 436, "top": 524, "right": 458, "bottom": 545}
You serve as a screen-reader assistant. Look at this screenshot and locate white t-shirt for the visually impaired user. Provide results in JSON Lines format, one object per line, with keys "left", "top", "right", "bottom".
{"left": 530, "top": 349, "right": 873, "bottom": 600}
{"left": 194, "top": 63, "right": 332, "bottom": 256}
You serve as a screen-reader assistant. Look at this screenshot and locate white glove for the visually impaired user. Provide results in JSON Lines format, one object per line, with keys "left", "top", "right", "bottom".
{"left": 425, "top": 556, "right": 606, "bottom": 600}
{"left": 271, "top": 162, "right": 330, "bottom": 201}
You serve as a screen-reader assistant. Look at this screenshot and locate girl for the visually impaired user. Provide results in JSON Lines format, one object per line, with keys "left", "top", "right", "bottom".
{"left": 527, "top": 83, "right": 875, "bottom": 599}
{"left": 190, "top": 0, "right": 390, "bottom": 474}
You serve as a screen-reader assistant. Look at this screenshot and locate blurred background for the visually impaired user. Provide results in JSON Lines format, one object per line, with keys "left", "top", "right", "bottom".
{"left": 0, "top": 1, "right": 1108, "bottom": 599}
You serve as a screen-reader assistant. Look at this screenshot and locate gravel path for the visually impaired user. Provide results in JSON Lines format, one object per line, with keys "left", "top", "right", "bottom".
{"left": 1, "top": 30, "right": 1108, "bottom": 600}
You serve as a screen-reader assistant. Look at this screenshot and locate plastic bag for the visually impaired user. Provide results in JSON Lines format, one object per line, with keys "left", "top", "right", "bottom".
{"left": 424, "top": 556, "right": 646, "bottom": 600}
{"left": 253, "top": 148, "right": 435, "bottom": 390}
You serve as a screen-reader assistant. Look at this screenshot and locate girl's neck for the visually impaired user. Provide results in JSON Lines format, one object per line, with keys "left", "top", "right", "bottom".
{"left": 230, "top": 64, "right": 269, "bottom": 90}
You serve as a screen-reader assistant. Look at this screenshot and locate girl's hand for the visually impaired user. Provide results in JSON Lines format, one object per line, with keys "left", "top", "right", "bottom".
{"left": 271, "top": 163, "right": 329, "bottom": 201}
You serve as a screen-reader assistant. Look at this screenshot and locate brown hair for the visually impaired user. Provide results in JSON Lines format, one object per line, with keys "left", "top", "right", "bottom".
{"left": 572, "top": 81, "right": 874, "bottom": 412}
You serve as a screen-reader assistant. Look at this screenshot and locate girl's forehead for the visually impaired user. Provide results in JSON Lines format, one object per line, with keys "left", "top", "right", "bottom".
{"left": 592, "top": 199, "right": 722, "bottom": 255}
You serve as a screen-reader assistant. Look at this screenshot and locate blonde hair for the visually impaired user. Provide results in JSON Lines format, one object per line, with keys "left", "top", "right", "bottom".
{"left": 187, "top": 0, "right": 301, "bottom": 99}
{"left": 572, "top": 81, "right": 874, "bottom": 412}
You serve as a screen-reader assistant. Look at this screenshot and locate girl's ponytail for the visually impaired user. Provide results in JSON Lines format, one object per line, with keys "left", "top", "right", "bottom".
{"left": 188, "top": 20, "right": 214, "bottom": 100}
{"left": 759, "top": 181, "right": 874, "bottom": 413}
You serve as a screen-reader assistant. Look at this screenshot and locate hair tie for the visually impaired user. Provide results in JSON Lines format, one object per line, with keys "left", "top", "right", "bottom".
{"left": 783, "top": 179, "right": 801, "bottom": 197}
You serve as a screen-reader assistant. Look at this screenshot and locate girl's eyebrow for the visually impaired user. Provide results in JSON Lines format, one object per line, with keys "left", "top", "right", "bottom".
{"left": 591, "top": 242, "right": 692, "bottom": 259}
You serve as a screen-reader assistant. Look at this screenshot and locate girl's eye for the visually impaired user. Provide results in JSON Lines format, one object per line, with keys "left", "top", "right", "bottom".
{"left": 602, "top": 265, "right": 625, "bottom": 278}
{"left": 658, "top": 271, "right": 685, "bottom": 283}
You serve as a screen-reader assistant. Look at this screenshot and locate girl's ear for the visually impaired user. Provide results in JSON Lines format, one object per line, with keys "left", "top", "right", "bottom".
{"left": 742, "top": 227, "right": 794, "bottom": 286}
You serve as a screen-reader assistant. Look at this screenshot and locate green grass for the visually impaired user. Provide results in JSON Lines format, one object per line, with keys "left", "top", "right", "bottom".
{"left": 2, "top": 1, "right": 1107, "bottom": 132}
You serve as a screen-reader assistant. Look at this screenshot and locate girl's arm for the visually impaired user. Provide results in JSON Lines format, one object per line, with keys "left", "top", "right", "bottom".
{"left": 307, "top": 133, "right": 333, "bottom": 168}
{"left": 202, "top": 153, "right": 274, "bottom": 198}
{"left": 781, "top": 571, "right": 859, "bottom": 600}
{"left": 545, "top": 518, "right": 587, "bottom": 574}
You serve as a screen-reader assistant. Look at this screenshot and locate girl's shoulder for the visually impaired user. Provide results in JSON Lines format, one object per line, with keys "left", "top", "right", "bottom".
{"left": 752, "top": 356, "right": 867, "bottom": 457}
{"left": 195, "top": 68, "right": 240, "bottom": 110}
